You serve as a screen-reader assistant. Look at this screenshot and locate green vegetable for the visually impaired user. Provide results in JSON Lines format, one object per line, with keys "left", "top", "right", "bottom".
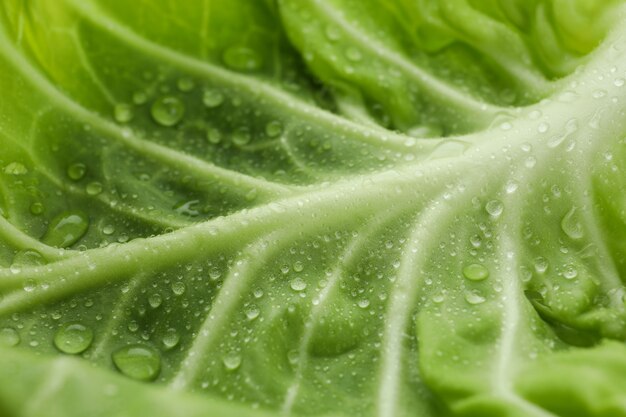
{"left": 1, "top": 1, "right": 626, "bottom": 416}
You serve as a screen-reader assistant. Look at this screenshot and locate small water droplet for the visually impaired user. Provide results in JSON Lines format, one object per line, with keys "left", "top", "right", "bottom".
{"left": 86, "top": 182, "right": 104, "bottom": 196}
{"left": 202, "top": 90, "right": 224, "bottom": 108}
{"left": 67, "top": 163, "right": 86, "bottom": 181}
{"left": 114, "top": 103, "right": 134, "bottom": 123}
{"left": 537, "top": 122, "right": 549, "bottom": 133}
{"left": 0, "top": 328, "right": 20, "bottom": 347}
{"left": 206, "top": 128, "right": 222, "bottom": 144}
{"left": 209, "top": 267, "right": 222, "bottom": 281}
{"left": 534, "top": 257, "right": 549, "bottom": 273}
{"left": 30, "top": 202, "right": 44, "bottom": 215}
{"left": 223, "top": 352, "right": 242, "bottom": 370}
{"left": 464, "top": 290, "right": 486, "bottom": 305}
{"left": 245, "top": 305, "right": 260, "bottom": 320}
{"left": 462, "top": 264, "right": 489, "bottom": 281}
{"left": 592, "top": 89, "right": 607, "bottom": 99}
{"left": 4, "top": 162, "right": 27, "bottom": 175}
{"left": 505, "top": 181, "right": 519, "bottom": 194}
{"left": 290, "top": 278, "right": 307, "bottom": 292}
{"left": 293, "top": 261, "right": 304, "bottom": 272}
{"left": 614, "top": 78, "right": 625, "bottom": 87}
{"left": 561, "top": 207, "right": 584, "bottom": 240}
{"left": 151, "top": 96, "right": 185, "bottom": 127}
{"left": 265, "top": 121, "right": 283, "bottom": 137}
{"left": 42, "top": 211, "right": 89, "bottom": 248}
{"left": 357, "top": 299, "right": 370, "bottom": 309}
{"left": 54, "top": 322, "right": 94, "bottom": 354}
{"left": 148, "top": 293, "right": 162, "bottom": 308}
{"left": 162, "top": 329, "right": 180, "bottom": 349}
{"left": 177, "top": 78, "right": 194, "bottom": 92}
{"left": 132, "top": 92, "right": 148, "bottom": 105}
{"left": 171, "top": 282, "right": 186, "bottom": 296}
{"left": 500, "top": 122, "right": 512, "bottom": 131}
{"left": 223, "top": 46, "right": 262, "bottom": 71}
{"left": 325, "top": 25, "right": 341, "bottom": 41}
{"left": 232, "top": 127, "right": 251, "bottom": 146}
{"left": 346, "top": 47, "right": 362, "bottom": 62}
{"left": 485, "top": 200, "right": 504, "bottom": 217}
{"left": 563, "top": 265, "right": 578, "bottom": 279}
{"left": 112, "top": 344, "right": 161, "bottom": 381}
{"left": 13, "top": 249, "right": 45, "bottom": 266}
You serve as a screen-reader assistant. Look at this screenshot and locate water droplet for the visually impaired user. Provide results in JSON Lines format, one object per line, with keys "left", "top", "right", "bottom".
{"left": 534, "top": 257, "right": 549, "bottom": 273}
{"left": 42, "top": 211, "right": 89, "bottom": 248}
{"left": 148, "top": 293, "right": 162, "bottom": 308}
{"left": 223, "top": 352, "right": 242, "bottom": 370}
{"left": 151, "top": 96, "right": 185, "bottom": 127}
{"left": 0, "top": 328, "right": 20, "bottom": 347}
{"left": 357, "top": 299, "right": 370, "bottom": 309}
{"left": 114, "top": 103, "right": 134, "bottom": 123}
{"left": 30, "top": 202, "right": 44, "bottom": 215}
{"left": 592, "top": 89, "right": 607, "bottom": 99}
{"left": 563, "top": 265, "right": 578, "bottom": 279}
{"left": 537, "top": 122, "right": 550, "bottom": 133}
{"left": 177, "top": 78, "right": 194, "bottom": 92}
{"left": 548, "top": 118, "right": 578, "bottom": 148}
{"left": 432, "top": 294, "right": 445, "bottom": 303}
{"left": 162, "top": 329, "right": 180, "bottom": 350}
{"left": 500, "top": 122, "right": 512, "bottom": 131}
{"left": 325, "top": 25, "right": 341, "bottom": 41}
{"left": 469, "top": 234, "right": 482, "bottom": 248}
{"left": 614, "top": 78, "right": 625, "bottom": 87}
{"left": 54, "top": 322, "right": 93, "bottom": 354}
{"left": 245, "top": 305, "right": 260, "bottom": 320}
{"left": 464, "top": 290, "right": 486, "bottom": 305}
{"left": 133, "top": 91, "right": 148, "bottom": 105}
{"left": 86, "top": 182, "right": 103, "bottom": 196}
{"left": 4, "top": 162, "right": 27, "bottom": 175}
{"left": 485, "top": 200, "right": 503, "bottom": 217}
{"left": 171, "top": 281, "right": 186, "bottom": 296}
{"left": 67, "top": 163, "right": 87, "bottom": 181}
{"left": 290, "top": 278, "right": 307, "bottom": 292}
{"left": 505, "top": 181, "right": 519, "bottom": 194}
{"left": 112, "top": 344, "right": 161, "bottom": 381}
{"left": 13, "top": 249, "right": 44, "bottom": 266}
{"left": 287, "top": 349, "right": 299, "bottom": 365}
{"left": 102, "top": 224, "right": 115, "bottom": 235}
{"left": 232, "top": 127, "right": 251, "bottom": 146}
{"left": 265, "top": 121, "right": 283, "bottom": 138}
{"left": 10, "top": 262, "right": 22, "bottom": 273}
{"left": 209, "top": 267, "right": 222, "bottom": 281}
{"left": 462, "top": 264, "right": 489, "bottom": 281}
{"left": 206, "top": 128, "right": 221, "bottom": 144}
{"left": 561, "top": 207, "right": 584, "bottom": 240}
{"left": 345, "top": 47, "right": 362, "bottom": 62}
{"left": 23, "top": 279, "right": 36, "bottom": 292}
{"left": 202, "top": 90, "right": 224, "bottom": 108}
{"left": 223, "top": 46, "right": 262, "bottom": 71}
{"left": 293, "top": 261, "right": 304, "bottom": 272}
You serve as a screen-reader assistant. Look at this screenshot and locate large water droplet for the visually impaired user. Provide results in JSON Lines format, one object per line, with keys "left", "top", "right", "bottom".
{"left": 54, "top": 322, "right": 94, "bottom": 354}
{"left": 67, "top": 163, "right": 86, "bottom": 181}
{"left": 0, "top": 328, "right": 20, "bottom": 347}
{"left": 42, "top": 211, "right": 89, "bottom": 248}
{"left": 222, "top": 352, "right": 242, "bottom": 370}
{"left": 151, "top": 96, "right": 185, "bottom": 127}
{"left": 171, "top": 281, "right": 186, "bottom": 296}
{"left": 265, "top": 121, "right": 283, "bottom": 138}
{"left": 162, "top": 329, "right": 180, "bottom": 350}
{"left": 464, "top": 290, "right": 486, "bottom": 305}
{"left": 114, "top": 103, "right": 134, "bottom": 123}
{"left": 223, "top": 47, "right": 262, "bottom": 71}
{"left": 485, "top": 200, "right": 504, "bottom": 217}
{"left": 290, "top": 278, "right": 307, "bottom": 292}
{"left": 561, "top": 207, "right": 584, "bottom": 240}
{"left": 462, "top": 264, "right": 489, "bottom": 281}
{"left": 112, "top": 344, "right": 161, "bottom": 381}
{"left": 202, "top": 90, "right": 224, "bottom": 108}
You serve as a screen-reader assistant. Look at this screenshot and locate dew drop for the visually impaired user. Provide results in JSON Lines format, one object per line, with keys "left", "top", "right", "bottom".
{"left": 206, "top": 128, "right": 222, "bottom": 144}
{"left": 171, "top": 281, "right": 186, "bottom": 296}
{"left": 561, "top": 207, "right": 584, "bottom": 240}
{"left": 325, "top": 25, "right": 341, "bottom": 41}
{"left": 112, "top": 344, "right": 161, "bottom": 381}
{"left": 293, "top": 261, "right": 304, "bottom": 272}
{"left": 54, "top": 322, "right": 94, "bottom": 354}
{"left": 232, "top": 127, "right": 251, "bottom": 146}
{"left": 209, "top": 267, "right": 222, "bottom": 281}
{"left": 563, "top": 265, "right": 578, "bottom": 280}
{"left": 485, "top": 200, "right": 504, "bottom": 217}
{"left": 4, "top": 162, "right": 27, "bottom": 175}
{"left": 357, "top": 299, "right": 370, "bottom": 309}
{"left": 290, "top": 278, "right": 307, "bottom": 292}
{"left": 223, "top": 46, "right": 262, "bottom": 71}
{"left": 0, "top": 328, "right": 20, "bottom": 347}
{"left": 114, "top": 103, "right": 134, "bottom": 123}
{"left": 537, "top": 122, "right": 550, "bottom": 133}
{"left": 162, "top": 329, "right": 180, "bottom": 350}
{"left": 245, "top": 305, "right": 260, "bottom": 320}
{"left": 148, "top": 293, "right": 162, "bottom": 309}
{"left": 177, "top": 78, "right": 194, "bottom": 92}
{"left": 615, "top": 78, "right": 625, "bottom": 87}
{"left": 464, "top": 290, "right": 486, "bottom": 305}
{"left": 265, "top": 121, "right": 283, "bottom": 138}
{"left": 534, "top": 257, "right": 549, "bottom": 273}
{"left": 30, "top": 202, "right": 44, "bottom": 215}
{"left": 86, "top": 182, "right": 104, "bottom": 196}
{"left": 42, "top": 211, "right": 89, "bottom": 248}
{"left": 202, "top": 90, "right": 224, "bottom": 108}
{"left": 223, "top": 352, "right": 242, "bottom": 370}
{"left": 132, "top": 91, "right": 148, "bottom": 105}
{"left": 13, "top": 249, "right": 45, "bottom": 266}
{"left": 67, "top": 163, "right": 87, "bottom": 181}
{"left": 151, "top": 96, "right": 185, "bottom": 127}
{"left": 462, "top": 264, "right": 489, "bottom": 281}
{"left": 592, "top": 89, "right": 607, "bottom": 99}
{"left": 345, "top": 47, "right": 362, "bottom": 62}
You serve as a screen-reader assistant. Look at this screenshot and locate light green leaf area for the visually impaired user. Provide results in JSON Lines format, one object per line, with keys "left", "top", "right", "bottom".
{"left": 1, "top": 1, "right": 626, "bottom": 416}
